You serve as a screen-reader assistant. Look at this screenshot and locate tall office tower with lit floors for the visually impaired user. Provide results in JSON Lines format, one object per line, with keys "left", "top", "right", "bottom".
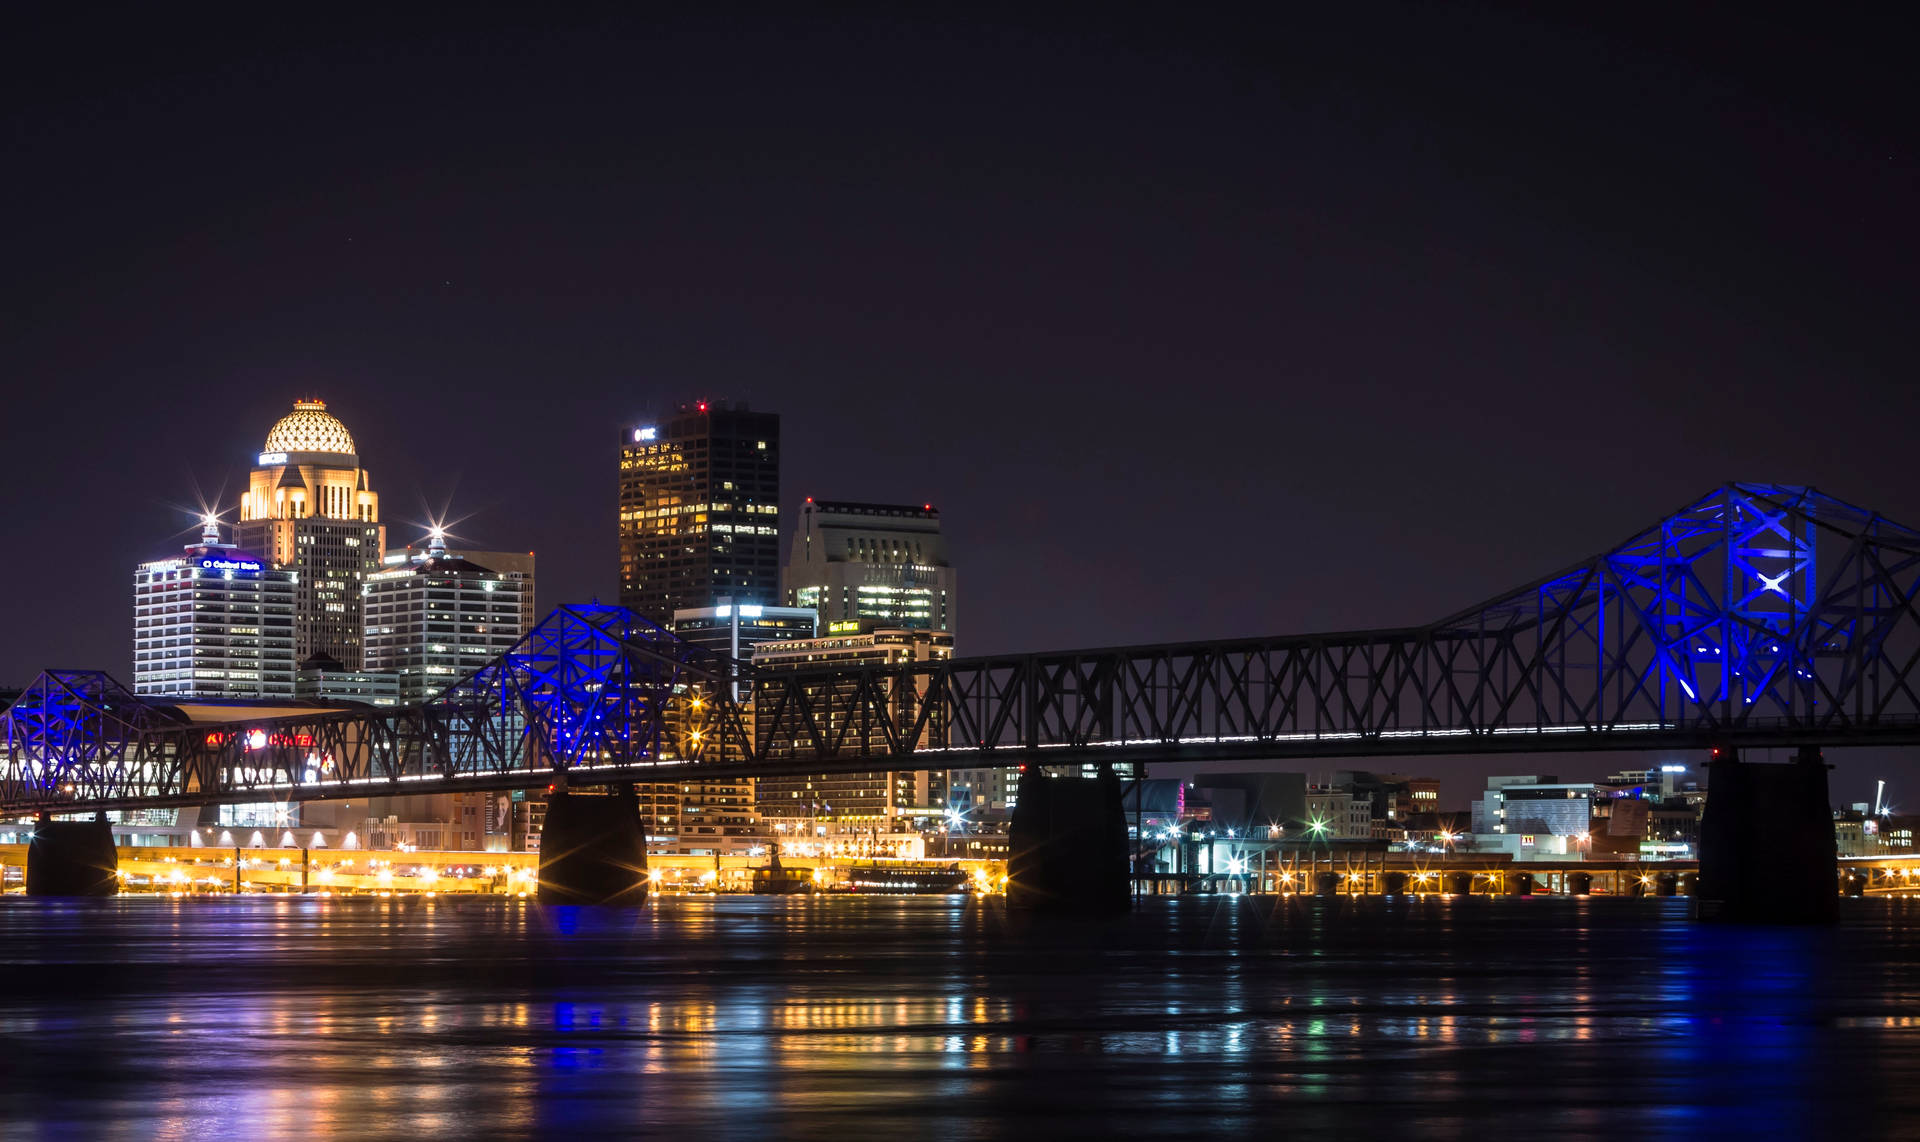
{"left": 619, "top": 400, "right": 781, "bottom": 852}
{"left": 133, "top": 517, "right": 298, "bottom": 699}
{"left": 232, "top": 398, "right": 386, "bottom": 667}
{"left": 784, "top": 500, "right": 955, "bottom": 633}
{"left": 364, "top": 530, "right": 529, "bottom": 704}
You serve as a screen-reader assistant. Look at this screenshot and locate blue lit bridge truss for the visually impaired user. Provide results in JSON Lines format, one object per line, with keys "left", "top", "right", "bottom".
{"left": 8, "top": 485, "right": 1920, "bottom": 815}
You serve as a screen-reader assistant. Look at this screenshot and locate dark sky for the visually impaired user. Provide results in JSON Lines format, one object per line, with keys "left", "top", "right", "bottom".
{"left": 3, "top": 7, "right": 1914, "bottom": 806}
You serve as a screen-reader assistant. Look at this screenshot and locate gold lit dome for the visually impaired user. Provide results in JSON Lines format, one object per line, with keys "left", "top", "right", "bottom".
{"left": 263, "top": 398, "right": 356, "bottom": 456}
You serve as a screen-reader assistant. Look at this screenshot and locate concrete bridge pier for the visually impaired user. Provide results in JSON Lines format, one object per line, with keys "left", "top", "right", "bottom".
{"left": 536, "top": 783, "right": 649, "bottom": 906}
{"left": 26, "top": 813, "right": 118, "bottom": 896}
{"left": 1007, "top": 764, "right": 1130, "bottom": 913}
{"left": 1696, "top": 746, "right": 1838, "bottom": 924}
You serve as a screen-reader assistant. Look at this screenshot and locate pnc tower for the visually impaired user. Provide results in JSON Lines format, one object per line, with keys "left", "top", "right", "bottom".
{"left": 233, "top": 398, "right": 386, "bottom": 668}
{"left": 618, "top": 400, "right": 781, "bottom": 624}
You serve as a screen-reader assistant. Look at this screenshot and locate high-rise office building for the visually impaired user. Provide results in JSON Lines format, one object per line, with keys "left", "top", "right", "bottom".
{"left": 388, "top": 542, "right": 537, "bottom": 634}
{"left": 618, "top": 400, "right": 780, "bottom": 855}
{"left": 752, "top": 628, "right": 954, "bottom": 854}
{"left": 618, "top": 400, "right": 781, "bottom": 622}
{"left": 294, "top": 652, "right": 401, "bottom": 706}
{"left": 363, "top": 532, "right": 529, "bottom": 703}
{"left": 784, "top": 501, "right": 955, "bottom": 634}
{"left": 233, "top": 398, "right": 386, "bottom": 667}
{"left": 784, "top": 499, "right": 979, "bottom": 833}
{"left": 132, "top": 518, "right": 297, "bottom": 699}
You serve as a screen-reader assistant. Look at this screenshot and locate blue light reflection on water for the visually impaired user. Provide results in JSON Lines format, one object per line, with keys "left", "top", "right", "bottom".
{"left": 1, "top": 894, "right": 1917, "bottom": 1139}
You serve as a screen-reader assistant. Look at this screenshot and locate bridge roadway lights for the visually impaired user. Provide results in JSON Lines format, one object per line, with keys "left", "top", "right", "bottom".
{"left": 536, "top": 784, "right": 649, "bottom": 906}
{"left": 26, "top": 813, "right": 118, "bottom": 896}
{"left": 1695, "top": 745, "right": 1839, "bottom": 924}
{"left": 1007, "top": 764, "right": 1130, "bottom": 914}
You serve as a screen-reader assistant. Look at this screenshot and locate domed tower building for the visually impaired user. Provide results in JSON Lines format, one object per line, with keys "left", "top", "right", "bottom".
{"left": 233, "top": 399, "right": 386, "bottom": 668}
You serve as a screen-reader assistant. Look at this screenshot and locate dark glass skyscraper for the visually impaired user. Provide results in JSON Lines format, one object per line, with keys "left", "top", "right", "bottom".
{"left": 618, "top": 400, "right": 781, "bottom": 624}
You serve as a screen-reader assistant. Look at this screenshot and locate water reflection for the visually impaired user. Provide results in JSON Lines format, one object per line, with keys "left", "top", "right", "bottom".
{"left": 1, "top": 895, "right": 1918, "bottom": 1138}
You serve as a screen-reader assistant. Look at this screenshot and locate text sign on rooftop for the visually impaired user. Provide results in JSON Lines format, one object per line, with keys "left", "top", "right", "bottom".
{"left": 258, "top": 451, "right": 288, "bottom": 465}
{"left": 634, "top": 427, "right": 657, "bottom": 442}
{"left": 200, "top": 557, "right": 261, "bottom": 574}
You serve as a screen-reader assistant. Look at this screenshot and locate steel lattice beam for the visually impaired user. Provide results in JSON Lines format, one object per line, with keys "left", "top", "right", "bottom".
{"left": 9, "top": 485, "right": 1920, "bottom": 816}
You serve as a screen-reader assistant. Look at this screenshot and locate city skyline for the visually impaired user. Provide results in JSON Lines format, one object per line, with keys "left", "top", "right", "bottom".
{"left": 5, "top": 8, "right": 1916, "bottom": 808}
{"left": 5, "top": 11, "right": 1915, "bottom": 1137}
{"left": 26, "top": 386, "right": 1920, "bottom": 810}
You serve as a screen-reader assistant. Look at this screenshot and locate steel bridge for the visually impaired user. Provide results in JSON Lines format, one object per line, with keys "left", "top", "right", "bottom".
{"left": 7, "top": 483, "right": 1920, "bottom": 816}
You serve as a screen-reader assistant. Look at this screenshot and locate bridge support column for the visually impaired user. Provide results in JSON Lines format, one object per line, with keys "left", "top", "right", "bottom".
{"left": 1568, "top": 871, "right": 1592, "bottom": 896}
{"left": 26, "top": 813, "right": 118, "bottom": 896}
{"left": 1007, "top": 764, "right": 1130, "bottom": 913}
{"left": 1696, "top": 746, "right": 1837, "bottom": 924}
{"left": 536, "top": 784, "right": 649, "bottom": 906}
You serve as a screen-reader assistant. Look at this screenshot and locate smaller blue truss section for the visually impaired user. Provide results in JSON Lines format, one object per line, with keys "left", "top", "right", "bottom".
{"left": 436, "top": 601, "right": 745, "bottom": 771}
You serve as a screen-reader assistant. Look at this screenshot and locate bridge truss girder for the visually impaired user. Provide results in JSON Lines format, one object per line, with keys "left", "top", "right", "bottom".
{"left": 7, "top": 484, "right": 1920, "bottom": 817}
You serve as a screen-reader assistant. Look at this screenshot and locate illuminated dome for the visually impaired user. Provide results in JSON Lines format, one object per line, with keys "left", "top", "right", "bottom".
{"left": 263, "top": 399, "right": 356, "bottom": 456}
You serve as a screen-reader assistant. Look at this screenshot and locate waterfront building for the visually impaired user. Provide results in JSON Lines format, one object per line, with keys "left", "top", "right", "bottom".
{"left": 1331, "top": 770, "right": 1442, "bottom": 834}
{"left": 947, "top": 766, "right": 1019, "bottom": 828}
{"left": 784, "top": 500, "right": 955, "bottom": 634}
{"left": 363, "top": 531, "right": 528, "bottom": 703}
{"left": 132, "top": 518, "right": 297, "bottom": 699}
{"left": 751, "top": 628, "right": 954, "bottom": 852}
{"left": 618, "top": 400, "right": 780, "bottom": 622}
{"left": 1304, "top": 787, "right": 1375, "bottom": 840}
{"left": 232, "top": 399, "right": 386, "bottom": 667}
{"left": 1189, "top": 772, "right": 1310, "bottom": 837}
{"left": 1596, "top": 763, "right": 1704, "bottom": 856}
{"left": 1470, "top": 775, "right": 1555, "bottom": 835}
{"left": 1476, "top": 778, "right": 1595, "bottom": 837}
{"left": 1465, "top": 774, "right": 1603, "bottom": 859}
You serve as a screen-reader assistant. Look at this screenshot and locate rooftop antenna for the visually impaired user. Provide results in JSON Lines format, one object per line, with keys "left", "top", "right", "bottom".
{"left": 1875, "top": 779, "right": 1887, "bottom": 817}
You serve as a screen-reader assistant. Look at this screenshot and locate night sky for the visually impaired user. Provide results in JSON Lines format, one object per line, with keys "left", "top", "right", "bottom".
{"left": 4, "top": 7, "right": 1913, "bottom": 806}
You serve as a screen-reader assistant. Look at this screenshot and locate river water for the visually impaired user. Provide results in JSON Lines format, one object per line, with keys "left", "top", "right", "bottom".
{"left": 1, "top": 894, "right": 1916, "bottom": 1139}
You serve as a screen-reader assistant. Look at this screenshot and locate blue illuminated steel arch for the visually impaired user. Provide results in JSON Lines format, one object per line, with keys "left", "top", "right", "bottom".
{"left": 0, "top": 604, "right": 751, "bottom": 813}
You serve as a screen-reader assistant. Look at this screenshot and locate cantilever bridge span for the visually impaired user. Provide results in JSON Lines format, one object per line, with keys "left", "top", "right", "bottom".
{"left": 8, "top": 483, "right": 1920, "bottom": 816}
